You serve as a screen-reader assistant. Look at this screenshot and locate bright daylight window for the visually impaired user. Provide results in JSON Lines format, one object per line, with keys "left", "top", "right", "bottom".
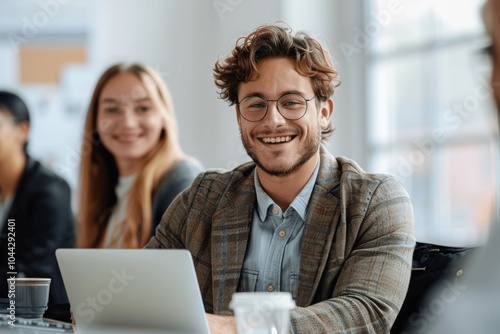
{"left": 367, "top": 0, "right": 499, "bottom": 246}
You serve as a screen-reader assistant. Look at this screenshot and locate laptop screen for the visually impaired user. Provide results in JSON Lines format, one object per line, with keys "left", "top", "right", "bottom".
{"left": 56, "top": 249, "right": 209, "bottom": 334}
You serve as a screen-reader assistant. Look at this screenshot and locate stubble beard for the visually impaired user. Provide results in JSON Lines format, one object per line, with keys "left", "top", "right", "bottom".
{"left": 241, "top": 129, "right": 321, "bottom": 177}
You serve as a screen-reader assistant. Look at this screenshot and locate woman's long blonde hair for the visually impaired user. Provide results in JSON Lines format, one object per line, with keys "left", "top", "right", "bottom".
{"left": 78, "top": 63, "right": 184, "bottom": 248}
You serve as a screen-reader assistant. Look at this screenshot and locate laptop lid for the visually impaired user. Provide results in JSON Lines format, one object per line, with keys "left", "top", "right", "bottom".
{"left": 56, "top": 249, "right": 209, "bottom": 334}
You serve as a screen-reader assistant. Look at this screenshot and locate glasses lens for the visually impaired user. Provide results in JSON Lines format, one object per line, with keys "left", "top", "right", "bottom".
{"left": 239, "top": 96, "right": 267, "bottom": 121}
{"left": 277, "top": 94, "right": 307, "bottom": 120}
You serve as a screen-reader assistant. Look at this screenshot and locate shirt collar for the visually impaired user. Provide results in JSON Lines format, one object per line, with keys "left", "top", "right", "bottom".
{"left": 254, "top": 162, "right": 320, "bottom": 221}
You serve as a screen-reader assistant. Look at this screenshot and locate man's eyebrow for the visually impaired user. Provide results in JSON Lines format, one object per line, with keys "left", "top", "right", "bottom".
{"left": 241, "top": 90, "right": 307, "bottom": 100}
{"left": 240, "top": 92, "right": 264, "bottom": 99}
{"left": 280, "top": 90, "right": 308, "bottom": 96}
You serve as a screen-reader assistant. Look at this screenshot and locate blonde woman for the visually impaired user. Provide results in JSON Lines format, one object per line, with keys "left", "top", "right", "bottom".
{"left": 78, "top": 63, "right": 201, "bottom": 248}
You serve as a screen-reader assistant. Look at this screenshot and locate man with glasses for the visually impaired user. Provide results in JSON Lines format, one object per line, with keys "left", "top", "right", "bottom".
{"left": 147, "top": 23, "right": 415, "bottom": 333}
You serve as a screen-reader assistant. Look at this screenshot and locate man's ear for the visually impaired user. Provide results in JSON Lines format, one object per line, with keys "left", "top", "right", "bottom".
{"left": 319, "top": 98, "right": 334, "bottom": 129}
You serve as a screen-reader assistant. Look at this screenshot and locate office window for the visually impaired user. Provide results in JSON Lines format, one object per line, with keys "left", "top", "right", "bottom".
{"left": 367, "top": 0, "right": 498, "bottom": 245}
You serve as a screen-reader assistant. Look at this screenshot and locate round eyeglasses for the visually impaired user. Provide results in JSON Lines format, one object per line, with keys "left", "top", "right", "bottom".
{"left": 236, "top": 93, "right": 316, "bottom": 122}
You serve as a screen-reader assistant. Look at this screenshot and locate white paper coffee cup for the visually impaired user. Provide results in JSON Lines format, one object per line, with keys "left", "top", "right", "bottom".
{"left": 230, "top": 292, "right": 295, "bottom": 334}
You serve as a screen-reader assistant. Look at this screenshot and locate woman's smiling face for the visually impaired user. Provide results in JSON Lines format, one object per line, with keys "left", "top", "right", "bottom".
{"left": 96, "top": 72, "right": 165, "bottom": 176}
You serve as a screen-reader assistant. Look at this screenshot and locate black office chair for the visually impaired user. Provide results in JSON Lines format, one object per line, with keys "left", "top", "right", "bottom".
{"left": 391, "top": 242, "right": 479, "bottom": 334}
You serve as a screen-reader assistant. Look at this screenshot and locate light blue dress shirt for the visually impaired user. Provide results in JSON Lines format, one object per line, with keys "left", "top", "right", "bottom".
{"left": 238, "top": 163, "right": 320, "bottom": 299}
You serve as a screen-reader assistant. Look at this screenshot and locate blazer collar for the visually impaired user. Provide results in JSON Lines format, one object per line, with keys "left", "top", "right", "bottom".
{"left": 210, "top": 162, "right": 256, "bottom": 313}
{"left": 210, "top": 147, "right": 342, "bottom": 311}
{"left": 296, "top": 147, "right": 342, "bottom": 306}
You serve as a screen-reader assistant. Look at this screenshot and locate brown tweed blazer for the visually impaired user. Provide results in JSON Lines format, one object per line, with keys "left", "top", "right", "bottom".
{"left": 146, "top": 147, "right": 416, "bottom": 333}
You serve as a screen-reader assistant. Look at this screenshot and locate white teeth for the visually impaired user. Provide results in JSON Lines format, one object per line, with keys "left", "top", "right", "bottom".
{"left": 262, "top": 136, "right": 292, "bottom": 143}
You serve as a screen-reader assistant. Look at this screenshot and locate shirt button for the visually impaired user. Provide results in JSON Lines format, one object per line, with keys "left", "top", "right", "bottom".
{"left": 278, "top": 230, "right": 286, "bottom": 238}
{"left": 272, "top": 207, "right": 279, "bottom": 215}
{"left": 267, "top": 284, "right": 275, "bottom": 292}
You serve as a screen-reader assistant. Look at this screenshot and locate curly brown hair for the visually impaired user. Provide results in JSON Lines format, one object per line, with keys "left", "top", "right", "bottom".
{"left": 213, "top": 23, "right": 340, "bottom": 139}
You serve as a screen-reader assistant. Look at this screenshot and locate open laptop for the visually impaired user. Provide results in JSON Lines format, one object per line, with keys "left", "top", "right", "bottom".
{"left": 56, "top": 249, "right": 210, "bottom": 334}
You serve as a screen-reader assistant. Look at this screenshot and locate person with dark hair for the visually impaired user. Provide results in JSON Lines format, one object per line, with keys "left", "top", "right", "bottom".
{"left": 0, "top": 91, "right": 74, "bottom": 320}
{"left": 147, "top": 23, "right": 416, "bottom": 333}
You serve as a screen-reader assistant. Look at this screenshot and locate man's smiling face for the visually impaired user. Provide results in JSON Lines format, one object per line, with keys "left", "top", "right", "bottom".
{"left": 236, "top": 57, "right": 332, "bottom": 177}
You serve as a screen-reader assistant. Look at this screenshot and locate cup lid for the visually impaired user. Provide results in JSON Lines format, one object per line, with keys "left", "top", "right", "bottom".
{"left": 230, "top": 292, "right": 295, "bottom": 310}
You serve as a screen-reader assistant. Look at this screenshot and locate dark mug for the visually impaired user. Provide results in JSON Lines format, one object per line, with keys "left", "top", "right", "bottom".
{"left": 7, "top": 278, "right": 51, "bottom": 319}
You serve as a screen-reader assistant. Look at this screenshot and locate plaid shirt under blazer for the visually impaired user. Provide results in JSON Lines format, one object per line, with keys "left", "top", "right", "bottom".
{"left": 146, "top": 147, "right": 416, "bottom": 333}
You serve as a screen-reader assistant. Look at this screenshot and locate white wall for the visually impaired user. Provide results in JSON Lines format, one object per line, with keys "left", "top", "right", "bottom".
{"left": 90, "top": 0, "right": 279, "bottom": 169}
{"left": 0, "top": 0, "right": 366, "bottom": 172}
{"left": 283, "top": 0, "right": 369, "bottom": 167}
{"left": 89, "top": 0, "right": 365, "bottom": 169}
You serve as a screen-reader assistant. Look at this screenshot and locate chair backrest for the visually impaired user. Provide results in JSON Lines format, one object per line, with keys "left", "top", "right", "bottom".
{"left": 391, "top": 242, "right": 479, "bottom": 334}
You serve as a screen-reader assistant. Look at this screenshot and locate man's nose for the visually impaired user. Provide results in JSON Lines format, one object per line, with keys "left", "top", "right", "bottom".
{"left": 262, "top": 101, "right": 287, "bottom": 126}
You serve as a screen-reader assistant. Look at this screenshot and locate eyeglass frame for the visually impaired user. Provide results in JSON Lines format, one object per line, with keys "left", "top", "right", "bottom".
{"left": 236, "top": 93, "right": 317, "bottom": 122}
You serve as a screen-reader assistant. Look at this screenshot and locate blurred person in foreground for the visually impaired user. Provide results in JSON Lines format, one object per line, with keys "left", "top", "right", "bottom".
{"left": 78, "top": 63, "right": 202, "bottom": 249}
{"left": 427, "top": 1, "right": 500, "bottom": 333}
{"left": 0, "top": 91, "right": 74, "bottom": 319}
{"left": 147, "top": 23, "right": 416, "bottom": 333}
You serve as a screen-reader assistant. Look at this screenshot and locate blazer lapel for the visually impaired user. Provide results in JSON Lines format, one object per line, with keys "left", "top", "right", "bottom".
{"left": 211, "top": 166, "right": 256, "bottom": 314}
{"left": 296, "top": 147, "right": 342, "bottom": 306}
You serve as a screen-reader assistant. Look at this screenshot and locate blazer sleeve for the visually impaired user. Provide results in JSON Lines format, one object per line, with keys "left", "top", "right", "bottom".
{"left": 290, "top": 176, "right": 416, "bottom": 333}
